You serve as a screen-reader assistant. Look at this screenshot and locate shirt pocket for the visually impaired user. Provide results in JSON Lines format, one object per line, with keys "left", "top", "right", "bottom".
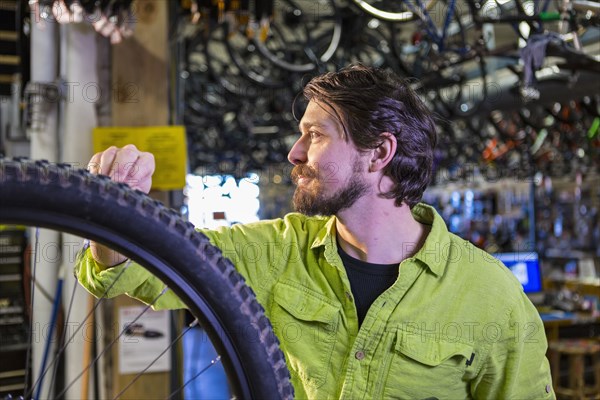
{"left": 383, "top": 328, "right": 474, "bottom": 399}
{"left": 270, "top": 280, "right": 340, "bottom": 389}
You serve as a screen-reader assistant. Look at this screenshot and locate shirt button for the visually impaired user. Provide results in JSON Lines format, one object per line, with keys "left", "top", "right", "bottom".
{"left": 355, "top": 350, "right": 365, "bottom": 360}
{"left": 345, "top": 291, "right": 353, "bottom": 302}
{"left": 545, "top": 384, "right": 551, "bottom": 393}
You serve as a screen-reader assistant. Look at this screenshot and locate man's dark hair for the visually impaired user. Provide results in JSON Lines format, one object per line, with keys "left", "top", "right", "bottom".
{"left": 302, "top": 63, "right": 437, "bottom": 208}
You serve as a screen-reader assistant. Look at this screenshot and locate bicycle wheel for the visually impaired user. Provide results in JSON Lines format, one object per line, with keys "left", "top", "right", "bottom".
{"left": 352, "top": 0, "right": 437, "bottom": 22}
{"left": 251, "top": 0, "right": 342, "bottom": 73}
{"left": 391, "top": 0, "right": 488, "bottom": 117}
{"left": 317, "top": 9, "right": 401, "bottom": 72}
{"left": 0, "top": 158, "right": 294, "bottom": 399}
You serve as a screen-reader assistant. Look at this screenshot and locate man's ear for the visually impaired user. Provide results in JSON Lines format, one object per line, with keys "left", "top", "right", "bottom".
{"left": 369, "top": 132, "right": 397, "bottom": 172}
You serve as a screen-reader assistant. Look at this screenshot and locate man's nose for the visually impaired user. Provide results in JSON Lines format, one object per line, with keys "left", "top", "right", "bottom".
{"left": 287, "top": 136, "right": 308, "bottom": 165}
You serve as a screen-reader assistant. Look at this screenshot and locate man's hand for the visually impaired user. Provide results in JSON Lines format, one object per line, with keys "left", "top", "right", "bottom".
{"left": 87, "top": 145, "right": 155, "bottom": 267}
{"left": 88, "top": 144, "right": 155, "bottom": 193}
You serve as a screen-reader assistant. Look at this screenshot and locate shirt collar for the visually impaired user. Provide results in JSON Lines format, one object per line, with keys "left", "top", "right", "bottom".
{"left": 410, "top": 203, "right": 451, "bottom": 277}
{"left": 309, "top": 203, "right": 451, "bottom": 277}
{"left": 310, "top": 215, "right": 337, "bottom": 250}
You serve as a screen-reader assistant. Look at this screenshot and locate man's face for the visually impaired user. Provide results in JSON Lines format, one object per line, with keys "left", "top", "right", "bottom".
{"left": 288, "top": 100, "right": 370, "bottom": 216}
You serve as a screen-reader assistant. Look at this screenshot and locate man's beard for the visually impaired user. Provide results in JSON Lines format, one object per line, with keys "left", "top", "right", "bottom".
{"left": 291, "top": 160, "right": 370, "bottom": 216}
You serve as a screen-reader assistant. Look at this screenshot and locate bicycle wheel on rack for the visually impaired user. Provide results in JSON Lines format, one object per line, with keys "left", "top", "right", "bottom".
{"left": 0, "top": 158, "right": 294, "bottom": 399}
{"left": 250, "top": 0, "right": 342, "bottom": 73}
{"left": 352, "top": 0, "right": 437, "bottom": 22}
{"left": 317, "top": 9, "right": 401, "bottom": 72}
{"left": 517, "top": 0, "right": 598, "bottom": 46}
{"left": 480, "top": 0, "right": 599, "bottom": 51}
{"left": 391, "top": 0, "right": 488, "bottom": 117}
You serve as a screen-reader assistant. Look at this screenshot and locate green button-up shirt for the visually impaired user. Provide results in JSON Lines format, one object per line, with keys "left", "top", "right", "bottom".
{"left": 76, "top": 203, "right": 554, "bottom": 399}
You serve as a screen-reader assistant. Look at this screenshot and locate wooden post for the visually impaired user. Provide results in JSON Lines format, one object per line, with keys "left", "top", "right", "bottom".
{"left": 110, "top": 1, "right": 171, "bottom": 398}
{"left": 112, "top": 0, "right": 169, "bottom": 127}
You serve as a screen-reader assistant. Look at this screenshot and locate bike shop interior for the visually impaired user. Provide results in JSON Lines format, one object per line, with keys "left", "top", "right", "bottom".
{"left": 0, "top": 0, "right": 599, "bottom": 399}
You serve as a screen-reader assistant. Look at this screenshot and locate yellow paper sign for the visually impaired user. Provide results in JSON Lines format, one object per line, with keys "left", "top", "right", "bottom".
{"left": 93, "top": 126, "right": 187, "bottom": 190}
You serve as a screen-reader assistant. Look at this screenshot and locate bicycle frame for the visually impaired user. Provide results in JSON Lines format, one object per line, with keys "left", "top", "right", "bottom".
{"left": 403, "top": 0, "right": 462, "bottom": 53}
{"left": 474, "top": 0, "right": 594, "bottom": 49}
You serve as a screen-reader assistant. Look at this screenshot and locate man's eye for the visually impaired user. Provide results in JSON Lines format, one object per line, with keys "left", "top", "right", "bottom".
{"left": 309, "top": 131, "right": 320, "bottom": 140}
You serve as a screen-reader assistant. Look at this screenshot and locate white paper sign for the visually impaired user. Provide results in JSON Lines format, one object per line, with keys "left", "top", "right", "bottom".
{"left": 118, "top": 306, "right": 171, "bottom": 374}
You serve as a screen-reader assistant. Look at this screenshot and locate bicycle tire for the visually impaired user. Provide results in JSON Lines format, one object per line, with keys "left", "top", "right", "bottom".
{"left": 251, "top": 0, "right": 342, "bottom": 73}
{"left": 390, "top": 0, "right": 488, "bottom": 118}
{"left": 0, "top": 157, "right": 294, "bottom": 399}
{"left": 316, "top": 11, "right": 401, "bottom": 72}
{"left": 352, "top": 0, "right": 437, "bottom": 22}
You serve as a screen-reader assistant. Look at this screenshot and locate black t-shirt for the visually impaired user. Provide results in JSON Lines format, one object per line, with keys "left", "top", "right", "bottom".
{"left": 337, "top": 245, "right": 399, "bottom": 326}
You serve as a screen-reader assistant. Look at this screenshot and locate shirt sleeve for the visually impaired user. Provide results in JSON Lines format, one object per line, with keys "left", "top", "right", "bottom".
{"left": 74, "top": 217, "right": 296, "bottom": 311}
{"left": 471, "top": 292, "right": 555, "bottom": 399}
{"left": 199, "top": 221, "right": 290, "bottom": 307}
{"left": 74, "top": 247, "right": 186, "bottom": 310}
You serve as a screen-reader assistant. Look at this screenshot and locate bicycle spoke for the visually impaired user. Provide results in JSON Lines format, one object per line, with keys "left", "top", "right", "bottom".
{"left": 54, "top": 287, "right": 169, "bottom": 399}
{"left": 113, "top": 319, "right": 200, "bottom": 399}
{"left": 23, "top": 227, "right": 40, "bottom": 397}
{"left": 33, "top": 267, "right": 63, "bottom": 400}
{"left": 167, "top": 355, "right": 223, "bottom": 400}
{"left": 24, "top": 257, "right": 134, "bottom": 400}
{"left": 46, "top": 271, "right": 80, "bottom": 397}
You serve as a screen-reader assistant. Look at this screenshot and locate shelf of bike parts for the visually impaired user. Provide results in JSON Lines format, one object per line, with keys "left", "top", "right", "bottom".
{"left": 423, "top": 178, "right": 534, "bottom": 253}
{"left": 0, "top": 0, "right": 26, "bottom": 98}
{"left": 535, "top": 173, "right": 600, "bottom": 258}
{"left": 424, "top": 171, "right": 600, "bottom": 252}
{"left": 0, "top": 225, "right": 29, "bottom": 391}
{"left": 543, "top": 249, "right": 600, "bottom": 293}
{"left": 540, "top": 269, "right": 600, "bottom": 342}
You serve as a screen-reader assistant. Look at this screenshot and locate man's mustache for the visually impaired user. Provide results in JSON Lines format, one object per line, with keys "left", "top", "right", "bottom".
{"left": 291, "top": 164, "right": 318, "bottom": 185}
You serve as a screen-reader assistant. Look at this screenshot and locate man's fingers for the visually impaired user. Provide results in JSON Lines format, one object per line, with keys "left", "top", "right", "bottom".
{"left": 88, "top": 152, "right": 102, "bottom": 174}
{"left": 100, "top": 145, "right": 140, "bottom": 182}
{"left": 86, "top": 145, "right": 154, "bottom": 193}
{"left": 125, "top": 152, "right": 155, "bottom": 193}
{"left": 99, "top": 146, "right": 119, "bottom": 177}
{"left": 108, "top": 145, "right": 140, "bottom": 183}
